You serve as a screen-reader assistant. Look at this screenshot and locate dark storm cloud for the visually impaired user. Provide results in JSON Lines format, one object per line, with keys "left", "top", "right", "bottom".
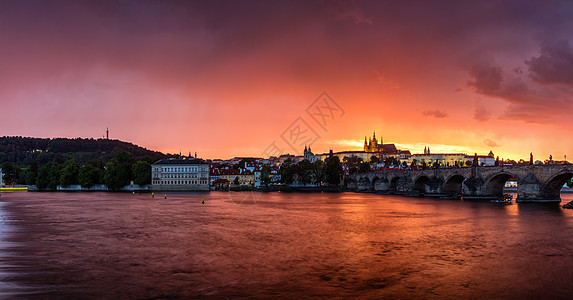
{"left": 2, "top": 0, "right": 573, "bottom": 157}
{"left": 467, "top": 62, "right": 573, "bottom": 123}
{"left": 526, "top": 40, "right": 573, "bottom": 85}
{"left": 467, "top": 64, "right": 503, "bottom": 95}
{"left": 467, "top": 62, "right": 533, "bottom": 104}
{"left": 457, "top": 1, "right": 573, "bottom": 124}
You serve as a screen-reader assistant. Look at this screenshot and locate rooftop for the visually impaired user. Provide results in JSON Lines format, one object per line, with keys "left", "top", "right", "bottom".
{"left": 153, "top": 158, "right": 209, "bottom": 165}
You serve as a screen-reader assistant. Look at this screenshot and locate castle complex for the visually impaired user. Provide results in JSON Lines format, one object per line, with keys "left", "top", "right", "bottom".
{"left": 363, "top": 131, "right": 399, "bottom": 154}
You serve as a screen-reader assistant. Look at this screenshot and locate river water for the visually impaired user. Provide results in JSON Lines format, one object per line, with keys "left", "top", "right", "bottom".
{"left": 1, "top": 191, "right": 573, "bottom": 299}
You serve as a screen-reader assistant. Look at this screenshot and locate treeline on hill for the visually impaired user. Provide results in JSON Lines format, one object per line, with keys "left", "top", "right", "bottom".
{"left": 0, "top": 136, "right": 167, "bottom": 190}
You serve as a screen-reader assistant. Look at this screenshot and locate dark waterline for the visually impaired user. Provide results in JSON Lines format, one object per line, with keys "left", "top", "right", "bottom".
{"left": 1, "top": 192, "right": 573, "bottom": 299}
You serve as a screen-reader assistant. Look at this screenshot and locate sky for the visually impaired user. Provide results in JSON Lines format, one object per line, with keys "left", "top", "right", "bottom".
{"left": 1, "top": 0, "right": 573, "bottom": 161}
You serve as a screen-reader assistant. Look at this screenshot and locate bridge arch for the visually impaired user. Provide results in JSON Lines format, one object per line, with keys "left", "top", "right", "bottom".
{"left": 413, "top": 175, "right": 430, "bottom": 195}
{"left": 483, "top": 172, "right": 517, "bottom": 197}
{"left": 371, "top": 176, "right": 388, "bottom": 192}
{"left": 541, "top": 171, "right": 573, "bottom": 200}
{"left": 443, "top": 174, "right": 466, "bottom": 196}
{"left": 346, "top": 177, "right": 358, "bottom": 190}
{"left": 388, "top": 176, "right": 400, "bottom": 194}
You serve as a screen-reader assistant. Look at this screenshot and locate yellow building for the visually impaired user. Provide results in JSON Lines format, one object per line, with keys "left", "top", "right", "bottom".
{"left": 214, "top": 169, "right": 255, "bottom": 185}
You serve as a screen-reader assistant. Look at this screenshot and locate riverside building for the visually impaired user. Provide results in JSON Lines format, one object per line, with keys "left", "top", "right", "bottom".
{"left": 151, "top": 158, "right": 210, "bottom": 191}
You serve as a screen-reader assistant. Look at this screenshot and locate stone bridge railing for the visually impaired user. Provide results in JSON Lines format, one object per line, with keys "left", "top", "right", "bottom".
{"left": 346, "top": 164, "right": 573, "bottom": 202}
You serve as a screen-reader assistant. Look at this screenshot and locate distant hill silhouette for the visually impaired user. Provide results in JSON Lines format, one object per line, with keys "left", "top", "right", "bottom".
{"left": 0, "top": 136, "right": 166, "bottom": 165}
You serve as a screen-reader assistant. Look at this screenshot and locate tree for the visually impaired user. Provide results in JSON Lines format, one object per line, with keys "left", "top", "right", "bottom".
{"left": 60, "top": 160, "right": 80, "bottom": 187}
{"left": 1, "top": 162, "right": 19, "bottom": 185}
{"left": 325, "top": 156, "right": 343, "bottom": 186}
{"left": 384, "top": 156, "right": 399, "bottom": 167}
{"left": 410, "top": 159, "right": 418, "bottom": 168}
{"left": 25, "top": 163, "right": 39, "bottom": 185}
{"left": 86, "top": 158, "right": 106, "bottom": 170}
{"left": 36, "top": 164, "right": 50, "bottom": 190}
{"left": 37, "top": 162, "right": 61, "bottom": 190}
{"left": 233, "top": 176, "right": 240, "bottom": 185}
{"left": 48, "top": 163, "right": 61, "bottom": 190}
{"left": 104, "top": 151, "right": 136, "bottom": 190}
{"left": 296, "top": 159, "right": 313, "bottom": 185}
{"left": 260, "top": 165, "right": 271, "bottom": 186}
{"left": 343, "top": 155, "right": 363, "bottom": 164}
{"left": 132, "top": 160, "right": 151, "bottom": 185}
{"left": 78, "top": 164, "right": 103, "bottom": 188}
{"left": 280, "top": 158, "right": 295, "bottom": 185}
{"left": 358, "top": 161, "right": 371, "bottom": 173}
{"left": 313, "top": 160, "right": 325, "bottom": 185}
{"left": 104, "top": 161, "right": 122, "bottom": 190}
{"left": 370, "top": 155, "right": 380, "bottom": 164}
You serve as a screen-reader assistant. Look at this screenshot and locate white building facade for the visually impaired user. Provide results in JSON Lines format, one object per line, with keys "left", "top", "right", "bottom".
{"left": 151, "top": 158, "right": 210, "bottom": 191}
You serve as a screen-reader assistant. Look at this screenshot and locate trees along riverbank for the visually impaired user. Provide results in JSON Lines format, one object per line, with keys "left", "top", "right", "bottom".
{"left": 1, "top": 151, "right": 153, "bottom": 191}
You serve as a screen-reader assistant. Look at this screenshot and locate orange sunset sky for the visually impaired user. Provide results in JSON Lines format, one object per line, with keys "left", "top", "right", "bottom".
{"left": 1, "top": 0, "right": 573, "bottom": 161}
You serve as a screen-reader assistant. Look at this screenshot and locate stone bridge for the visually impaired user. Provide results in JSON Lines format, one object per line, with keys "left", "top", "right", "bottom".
{"left": 346, "top": 164, "right": 573, "bottom": 202}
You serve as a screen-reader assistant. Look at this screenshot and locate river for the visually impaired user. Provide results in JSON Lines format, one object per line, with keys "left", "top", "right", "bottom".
{"left": 1, "top": 191, "right": 573, "bottom": 299}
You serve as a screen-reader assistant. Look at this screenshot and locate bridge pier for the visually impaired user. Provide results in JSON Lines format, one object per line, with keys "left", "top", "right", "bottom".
{"left": 461, "top": 176, "right": 496, "bottom": 199}
{"left": 373, "top": 178, "right": 389, "bottom": 193}
{"left": 424, "top": 177, "right": 444, "bottom": 196}
{"left": 515, "top": 173, "right": 561, "bottom": 202}
{"left": 395, "top": 177, "right": 413, "bottom": 195}
{"left": 356, "top": 177, "right": 372, "bottom": 192}
{"left": 516, "top": 173, "right": 543, "bottom": 202}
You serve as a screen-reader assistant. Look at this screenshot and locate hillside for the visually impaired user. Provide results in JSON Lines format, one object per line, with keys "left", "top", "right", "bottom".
{"left": 0, "top": 136, "right": 166, "bottom": 165}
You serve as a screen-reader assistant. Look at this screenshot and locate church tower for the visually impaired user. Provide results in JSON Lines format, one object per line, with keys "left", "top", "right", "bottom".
{"left": 372, "top": 131, "right": 378, "bottom": 149}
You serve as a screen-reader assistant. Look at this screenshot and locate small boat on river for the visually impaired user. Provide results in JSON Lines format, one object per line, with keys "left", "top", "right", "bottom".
{"left": 490, "top": 194, "right": 513, "bottom": 204}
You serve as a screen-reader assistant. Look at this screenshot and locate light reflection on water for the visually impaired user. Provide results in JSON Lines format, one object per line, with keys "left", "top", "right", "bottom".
{"left": 0, "top": 201, "right": 29, "bottom": 298}
{"left": 0, "top": 192, "right": 573, "bottom": 298}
